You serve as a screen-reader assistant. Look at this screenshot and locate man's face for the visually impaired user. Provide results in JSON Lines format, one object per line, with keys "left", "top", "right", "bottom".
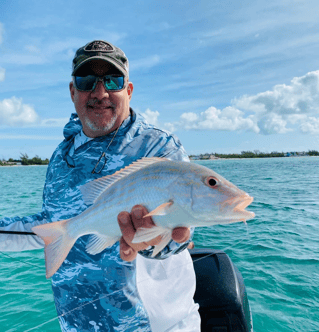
{"left": 69, "top": 59, "right": 133, "bottom": 138}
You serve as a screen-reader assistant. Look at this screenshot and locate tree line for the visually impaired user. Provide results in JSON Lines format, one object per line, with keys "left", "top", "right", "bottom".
{"left": 190, "top": 150, "right": 319, "bottom": 159}
{"left": 0, "top": 153, "right": 49, "bottom": 166}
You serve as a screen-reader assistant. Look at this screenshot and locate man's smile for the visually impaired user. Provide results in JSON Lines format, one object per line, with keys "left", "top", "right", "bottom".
{"left": 87, "top": 100, "right": 115, "bottom": 112}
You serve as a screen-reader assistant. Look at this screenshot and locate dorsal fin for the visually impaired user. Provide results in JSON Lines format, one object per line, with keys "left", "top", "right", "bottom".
{"left": 80, "top": 157, "right": 168, "bottom": 205}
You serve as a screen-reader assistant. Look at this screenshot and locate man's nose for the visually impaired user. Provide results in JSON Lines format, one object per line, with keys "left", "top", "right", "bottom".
{"left": 90, "top": 81, "right": 109, "bottom": 98}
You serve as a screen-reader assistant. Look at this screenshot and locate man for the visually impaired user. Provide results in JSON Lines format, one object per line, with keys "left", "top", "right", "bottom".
{"left": 0, "top": 40, "right": 200, "bottom": 332}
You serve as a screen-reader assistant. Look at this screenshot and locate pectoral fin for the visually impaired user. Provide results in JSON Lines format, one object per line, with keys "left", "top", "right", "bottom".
{"left": 152, "top": 231, "right": 172, "bottom": 257}
{"left": 132, "top": 226, "right": 173, "bottom": 257}
{"left": 143, "top": 201, "right": 174, "bottom": 217}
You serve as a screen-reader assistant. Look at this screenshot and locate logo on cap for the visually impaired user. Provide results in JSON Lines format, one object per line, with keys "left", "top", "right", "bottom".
{"left": 84, "top": 41, "right": 114, "bottom": 52}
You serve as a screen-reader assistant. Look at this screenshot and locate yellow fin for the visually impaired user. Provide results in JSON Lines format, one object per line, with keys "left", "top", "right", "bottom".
{"left": 143, "top": 201, "right": 174, "bottom": 217}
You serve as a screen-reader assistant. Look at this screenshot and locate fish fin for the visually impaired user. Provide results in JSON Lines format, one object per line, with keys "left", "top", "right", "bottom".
{"left": 132, "top": 226, "right": 168, "bottom": 243}
{"left": 132, "top": 226, "right": 172, "bottom": 257}
{"left": 86, "top": 234, "right": 118, "bottom": 255}
{"left": 144, "top": 201, "right": 174, "bottom": 217}
{"left": 32, "top": 219, "right": 75, "bottom": 279}
{"left": 80, "top": 157, "right": 168, "bottom": 205}
{"left": 152, "top": 231, "right": 172, "bottom": 257}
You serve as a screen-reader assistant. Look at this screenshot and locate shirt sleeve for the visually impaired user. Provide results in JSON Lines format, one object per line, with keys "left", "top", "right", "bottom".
{"left": 138, "top": 130, "right": 195, "bottom": 259}
{"left": 0, "top": 212, "right": 46, "bottom": 251}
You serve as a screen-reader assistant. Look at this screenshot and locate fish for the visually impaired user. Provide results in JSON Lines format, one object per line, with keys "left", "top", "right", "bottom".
{"left": 32, "top": 157, "right": 255, "bottom": 278}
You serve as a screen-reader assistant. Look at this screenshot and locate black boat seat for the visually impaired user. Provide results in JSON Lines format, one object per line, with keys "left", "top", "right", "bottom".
{"left": 189, "top": 249, "right": 253, "bottom": 332}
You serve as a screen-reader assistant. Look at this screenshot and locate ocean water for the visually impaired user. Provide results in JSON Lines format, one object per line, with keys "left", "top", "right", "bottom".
{"left": 0, "top": 158, "right": 318, "bottom": 332}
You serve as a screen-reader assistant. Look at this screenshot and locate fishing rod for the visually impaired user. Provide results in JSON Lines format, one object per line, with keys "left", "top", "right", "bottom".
{"left": 0, "top": 230, "right": 36, "bottom": 235}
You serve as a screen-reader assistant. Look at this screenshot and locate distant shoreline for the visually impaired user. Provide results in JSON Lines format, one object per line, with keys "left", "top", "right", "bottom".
{"left": 189, "top": 150, "right": 319, "bottom": 160}
{"left": 0, "top": 164, "right": 48, "bottom": 167}
{"left": 1, "top": 154, "right": 318, "bottom": 167}
{"left": 190, "top": 155, "right": 319, "bottom": 161}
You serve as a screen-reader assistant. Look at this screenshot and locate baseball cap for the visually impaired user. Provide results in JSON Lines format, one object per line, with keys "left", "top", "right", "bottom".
{"left": 72, "top": 40, "right": 129, "bottom": 77}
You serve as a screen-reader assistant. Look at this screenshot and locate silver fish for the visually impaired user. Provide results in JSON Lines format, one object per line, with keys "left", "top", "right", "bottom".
{"left": 32, "top": 157, "right": 255, "bottom": 278}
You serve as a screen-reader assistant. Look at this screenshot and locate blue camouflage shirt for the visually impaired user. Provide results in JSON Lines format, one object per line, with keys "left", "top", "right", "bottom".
{"left": 0, "top": 109, "right": 194, "bottom": 332}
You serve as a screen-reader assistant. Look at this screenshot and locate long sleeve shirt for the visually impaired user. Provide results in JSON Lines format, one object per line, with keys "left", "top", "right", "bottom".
{"left": 0, "top": 109, "right": 200, "bottom": 332}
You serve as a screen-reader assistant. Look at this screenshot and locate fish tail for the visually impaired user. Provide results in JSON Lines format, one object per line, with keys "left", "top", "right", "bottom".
{"left": 32, "top": 219, "right": 76, "bottom": 279}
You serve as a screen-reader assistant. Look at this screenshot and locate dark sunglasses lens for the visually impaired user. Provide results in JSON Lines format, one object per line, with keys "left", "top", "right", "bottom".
{"left": 74, "top": 76, "right": 96, "bottom": 91}
{"left": 103, "top": 76, "right": 124, "bottom": 90}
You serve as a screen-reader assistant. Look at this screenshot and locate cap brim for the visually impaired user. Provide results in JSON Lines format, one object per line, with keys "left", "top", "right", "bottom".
{"left": 72, "top": 56, "right": 127, "bottom": 76}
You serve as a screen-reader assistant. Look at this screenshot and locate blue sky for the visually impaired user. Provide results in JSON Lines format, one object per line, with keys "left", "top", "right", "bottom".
{"left": 1, "top": 0, "right": 319, "bottom": 159}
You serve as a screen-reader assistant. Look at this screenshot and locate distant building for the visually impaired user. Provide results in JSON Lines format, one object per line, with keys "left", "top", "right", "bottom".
{"left": 209, "top": 154, "right": 219, "bottom": 160}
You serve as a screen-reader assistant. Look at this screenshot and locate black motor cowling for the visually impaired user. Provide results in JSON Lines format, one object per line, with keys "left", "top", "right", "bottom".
{"left": 189, "top": 249, "right": 253, "bottom": 332}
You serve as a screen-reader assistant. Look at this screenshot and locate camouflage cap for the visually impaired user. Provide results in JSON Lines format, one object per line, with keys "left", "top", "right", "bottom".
{"left": 72, "top": 40, "right": 129, "bottom": 76}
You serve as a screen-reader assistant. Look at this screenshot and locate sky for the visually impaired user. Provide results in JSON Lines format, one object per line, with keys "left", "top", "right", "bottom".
{"left": 1, "top": 0, "right": 319, "bottom": 159}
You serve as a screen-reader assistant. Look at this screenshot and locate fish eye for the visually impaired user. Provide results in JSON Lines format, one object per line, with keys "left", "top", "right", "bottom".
{"left": 205, "top": 176, "right": 218, "bottom": 188}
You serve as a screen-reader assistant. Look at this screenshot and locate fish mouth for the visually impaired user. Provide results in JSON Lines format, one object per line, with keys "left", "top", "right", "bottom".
{"left": 222, "top": 195, "right": 255, "bottom": 221}
{"left": 234, "top": 195, "right": 253, "bottom": 212}
{"left": 234, "top": 195, "right": 255, "bottom": 220}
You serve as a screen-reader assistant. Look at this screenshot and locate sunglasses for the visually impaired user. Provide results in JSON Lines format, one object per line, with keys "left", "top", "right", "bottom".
{"left": 73, "top": 75, "right": 126, "bottom": 92}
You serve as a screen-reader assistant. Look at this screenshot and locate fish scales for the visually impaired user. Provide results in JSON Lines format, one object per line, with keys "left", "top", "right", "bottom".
{"left": 32, "top": 157, "right": 255, "bottom": 278}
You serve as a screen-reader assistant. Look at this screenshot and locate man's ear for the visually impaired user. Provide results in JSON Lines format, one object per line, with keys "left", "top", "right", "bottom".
{"left": 127, "top": 82, "right": 134, "bottom": 100}
{"left": 69, "top": 81, "right": 75, "bottom": 103}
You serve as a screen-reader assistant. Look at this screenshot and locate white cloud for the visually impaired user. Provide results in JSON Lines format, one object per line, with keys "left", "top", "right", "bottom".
{"left": 299, "top": 117, "right": 319, "bottom": 135}
{"left": 0, "top": 67, "right": 5, "bottom": 82}
{"left": 162, "top": 70, "right": 319, "bottom": 135}
{"left": 180, "top": 112, "right": 198, "bottom": 122}
{"left": 0, "top": 22, "right": 3, "bottom": 45}
{"left": 163, "top": 122, "right": 177, "bottom": 132}
{"left": 0, "top": 97, "right": 69, "bottom": 128}
{"left": 234, "top": 70, "right": 319, "bottom": 115}
{"left": 232, "top": 70, "right": 319, "bottom": 134}
{"left": 166, "top": 106, "right": 258, "bottom": 133}
{"left": 257, "top": 113, "right": 291, "bottom": 135}
{"left": 140, "top": 109, "right": 160, "bottom": 126}
{"left": 0, "top": 97, "right": 40, "bottom": 127}
{"left": 39, "top": 118, "right": 69, "bottom": 127}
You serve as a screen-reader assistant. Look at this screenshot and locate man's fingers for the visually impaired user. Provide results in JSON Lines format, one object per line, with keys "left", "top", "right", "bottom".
{"left": 119, "top": 237, "right": 137, "bottom": 261}
{"left": 131, "top": 205, "right": 155, "bottom": 229}
{"left": 118, "top": 211, "right": 135, "bottom": 242}
{"left": 118, "top": 205, "right": 176, "bottom": 260}
{"left": 172, "top": 227, "right": 190, "bottom": 243}
{"left": 131, "top": 205, "right": 162, "bottom": 246}
{"left": 118, "top": 209, "right": 151, "bottom": 252}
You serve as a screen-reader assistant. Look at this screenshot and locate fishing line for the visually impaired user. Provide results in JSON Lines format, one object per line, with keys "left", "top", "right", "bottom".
{"left": 7, "top": 224, "right": 251, "bottom": 331}
{"left": 0, "top": 250, "right": 43, "bottom": 269}
{"left": 0, "top": 231, "right": 40, "bottom": 268}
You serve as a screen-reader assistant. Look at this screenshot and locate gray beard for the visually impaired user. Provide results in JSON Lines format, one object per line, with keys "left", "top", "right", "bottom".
{"left": 84, "top": 113, "right": 117, "bottom": 134}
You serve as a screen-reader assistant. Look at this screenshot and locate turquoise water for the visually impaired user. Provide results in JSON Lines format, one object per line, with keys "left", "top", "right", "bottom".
{"left": 0, "top": 158, "right": 318, "bottom": 331}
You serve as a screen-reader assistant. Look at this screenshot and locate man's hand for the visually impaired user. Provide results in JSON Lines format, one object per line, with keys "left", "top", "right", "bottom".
{"left": 118, "top": 205, "right": 191, "bottom": 261}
